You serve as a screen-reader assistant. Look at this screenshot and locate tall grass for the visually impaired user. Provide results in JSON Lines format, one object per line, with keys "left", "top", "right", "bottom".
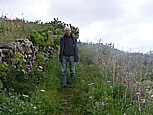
{"left": 68, "top": 43, "right": 153, "bottom": 115}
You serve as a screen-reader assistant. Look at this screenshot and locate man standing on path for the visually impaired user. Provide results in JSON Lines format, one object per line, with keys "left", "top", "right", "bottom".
{"left": 59, "top": 26, "right": 78, "bottom": 88}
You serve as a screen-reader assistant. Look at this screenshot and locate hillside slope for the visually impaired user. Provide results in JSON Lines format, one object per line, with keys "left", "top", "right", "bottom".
{"left": 1, "top": 17, "right": 153, "bottom": 114}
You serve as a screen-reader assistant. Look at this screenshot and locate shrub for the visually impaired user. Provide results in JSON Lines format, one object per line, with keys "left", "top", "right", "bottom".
{"left": 29, "top": 30, "right": 49, "bottom": 50}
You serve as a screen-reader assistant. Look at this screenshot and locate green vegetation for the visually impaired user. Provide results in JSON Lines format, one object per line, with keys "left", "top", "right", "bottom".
{"left": 1, "top": 16, "right": 153, "bottom": 114}
{"left": 70, "top": 44, "right": 153, "bottom": 114}
{"left": 0, "top": 17, "right": 79, "bottom": 43}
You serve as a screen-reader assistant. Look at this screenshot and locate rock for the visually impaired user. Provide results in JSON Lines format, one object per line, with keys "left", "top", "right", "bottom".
{"left": 0, "top": 38, "right": 56, "bottom": 64}
{"left": 2, "top": 49, "right": 10, "bottom": 54}
{"left": 0, "top": 42, "right": 14, "bottom": 49}
{"left": 15, "top": 38, "right": 25, "bottom": 43}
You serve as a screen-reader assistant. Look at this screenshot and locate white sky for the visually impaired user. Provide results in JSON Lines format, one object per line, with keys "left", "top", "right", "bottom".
{"left": 0, "top": 0, "right": 153, "bottom": 53}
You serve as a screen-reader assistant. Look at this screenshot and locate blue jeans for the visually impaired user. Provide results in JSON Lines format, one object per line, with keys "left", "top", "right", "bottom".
{"left": 61, "top": 56, "right": 75, "bottom": 85}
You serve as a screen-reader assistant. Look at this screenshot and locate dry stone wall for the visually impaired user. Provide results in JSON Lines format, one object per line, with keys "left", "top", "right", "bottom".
{"left": 0, "top": 39, "right": 56, "bottom": 65}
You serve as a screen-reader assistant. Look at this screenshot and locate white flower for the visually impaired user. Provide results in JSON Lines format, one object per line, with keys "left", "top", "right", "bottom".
{"left": 22, "top": 94, "right": 29, "bottom": 98}
{"left": 40, "top": 90, "right": 45, "bottom": 92}
{"left": 107, "top": 81, "right": 111, "bottom": 83}
{"left": 141, "top": 99, "right": 146, "bottom": 105}
{"left": 91, "top": 83, "right": 94, "bottom": 85}
{"left": 33, "top": 107, "right": 37, "bottom": 109}
{"left": 38, "top": 66, "right": 43, "bottom": 69}
{"left": 38, "top": 66, "right": 43, "bottom": 72}
{"left": 89, "top": 96, "right": 93, "bottom": 99}
{"left": 151, "top": 95, "right": 153, "bottom": 98}
{"left": 88, "top": 82, "right": 94, "bottom": 86}
{"left": 88, "top": 84, "right": 92, "bottom": 86}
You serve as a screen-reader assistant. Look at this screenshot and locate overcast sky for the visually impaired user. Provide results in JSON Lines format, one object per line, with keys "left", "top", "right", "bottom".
{"left": 0, "top": 0, "right": 153, "bottom": 53}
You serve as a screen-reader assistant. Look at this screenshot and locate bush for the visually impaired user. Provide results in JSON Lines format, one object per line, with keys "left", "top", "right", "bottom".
{"left": 29, "top": 30, "right": 49, "bottom": 50}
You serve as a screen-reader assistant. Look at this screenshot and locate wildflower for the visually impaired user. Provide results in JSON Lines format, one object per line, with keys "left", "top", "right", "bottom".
{"left": 136, "top": 92, "right": 141, "bottom": 95}
{"left": 101, "top": 102, "right": 104, "bottom": 106}
{"left": 40, "top": 90, "right": 45, "bottom": 92}
{"left": 38, "top": 66, "right": 43, "bottom": 69}
{"left": 107, "top": 81, "right": 111, "bottom": 83}
{"left": 22, "top": 69, "right": 27, "bottom": 74}
{"left": 22, "top": 94, "right": 29, "bottom": 98}
{"left": 13, "top": 65, "right": 16, "bottom": 69}
{"left": 38, "top": 66, "right": 43, "bottom": 72}
{"left": 27, "top": 63, "right": 32, "bottom": 68}
{"left": 91, "top": 82, "right": 94, "bottom": 85}
{"left": 123, "top": 113, "right": 126, "bottom": 115}
{"left": 33, "top": 107, "right": 37, "bottom": 109}
{"left": 141, "top": 99, "right": 146, "bottom": 106}
{"left": 38, "top": 69, "right": 43, "bottom": 72}
{"left": 88, "top": 82, "right": 94, "bottom": 86}
{"left": 82, "top": 80, "right": 85, "bottom": 82}
{"left": 89, "top": 96, "right": 93, "bottom": 99}
{"left": 88, "top": 83, "right": 92, "bottom": 86}
{"left": 151, "top": 95, "right": 153, "bottom": 98}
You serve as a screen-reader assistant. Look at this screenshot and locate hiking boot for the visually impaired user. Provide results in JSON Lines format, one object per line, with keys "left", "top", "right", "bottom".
{"left": 62, "top": 84, "right": 66, "bottom": 88}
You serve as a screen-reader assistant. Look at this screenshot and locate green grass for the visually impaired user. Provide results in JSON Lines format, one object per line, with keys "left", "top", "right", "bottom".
{"left": 1, "top": 44, "right": 153, "bottom": 115}
{"left": 1, "top": 16, "right": 153, "bottom": 115}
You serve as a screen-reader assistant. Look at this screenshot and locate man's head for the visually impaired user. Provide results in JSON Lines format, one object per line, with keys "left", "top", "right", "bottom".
{"left": 64, "top": 26, "right": 71, "bottom": 36}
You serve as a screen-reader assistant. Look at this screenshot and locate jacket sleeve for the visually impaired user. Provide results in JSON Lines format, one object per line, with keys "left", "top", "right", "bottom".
{"left": 74, "top": 37, "right": 78, "bottom": 62}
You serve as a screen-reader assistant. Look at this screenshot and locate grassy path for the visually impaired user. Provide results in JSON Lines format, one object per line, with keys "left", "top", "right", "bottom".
{"left": 60, "top": 88, "right": 72, "bottom": 115}
{"left": 44, "top": 56, "right": 89, "bottom": 114}
{"left": 34, "top": 45, "right": 153, "bottom": 114}
{"left": 45, "top": 55, "right": 101, "bottom": 114}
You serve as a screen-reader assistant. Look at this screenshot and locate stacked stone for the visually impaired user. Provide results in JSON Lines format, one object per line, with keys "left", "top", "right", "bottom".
{"left": 43, "top": 46, "right": 56, "bottom": 60}
{"left": 0, "top": 38, "right": 57, "bottom": 65}
{"left": 0, "top": 42, "right": 16, "bottom": 64}
{"left": 15, "top": 39, "right": 38, "bottom": 63}
{"left": 0, "top": 39, "right": 38, "bottom": 64}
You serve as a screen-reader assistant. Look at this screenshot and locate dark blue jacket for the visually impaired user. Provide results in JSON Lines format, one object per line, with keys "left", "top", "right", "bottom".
{"left": 59, "top": 34, "right": 78, "bottom": 62}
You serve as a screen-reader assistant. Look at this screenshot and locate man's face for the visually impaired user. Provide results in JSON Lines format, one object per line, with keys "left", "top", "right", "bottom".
{"left": 65, "top": 28, "right": 71, "bottom": 36}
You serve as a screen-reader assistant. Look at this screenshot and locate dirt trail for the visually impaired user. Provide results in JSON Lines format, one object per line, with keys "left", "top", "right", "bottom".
{"left": 60, "top": 86, "right": 72, "bottom": 115}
